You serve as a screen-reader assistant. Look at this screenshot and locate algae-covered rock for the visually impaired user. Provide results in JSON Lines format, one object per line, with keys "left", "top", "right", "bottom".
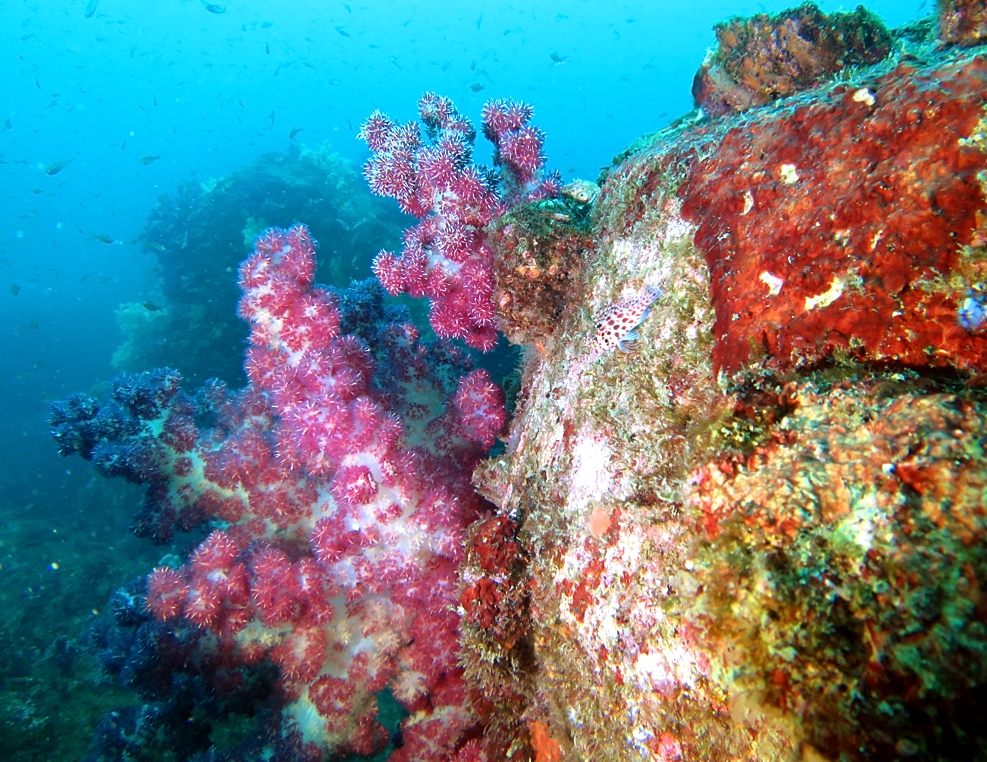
{"left": 692, "top": 3, "right": 893, "bottom": 117}
{"left": 468, "top": 37, "right": 987, "bottom": 762}
{"left": 939, "top": 0, "right": 987, "bottom": 46}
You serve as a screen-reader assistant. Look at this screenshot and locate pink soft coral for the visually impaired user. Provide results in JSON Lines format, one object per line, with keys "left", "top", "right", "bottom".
{"left": 361, "top": 92, "right": 559, "bottom": 352}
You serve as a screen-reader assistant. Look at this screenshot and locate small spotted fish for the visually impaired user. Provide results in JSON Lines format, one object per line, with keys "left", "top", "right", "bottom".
{"left": 590, "top": 286, "right": 662, "bottom": 357}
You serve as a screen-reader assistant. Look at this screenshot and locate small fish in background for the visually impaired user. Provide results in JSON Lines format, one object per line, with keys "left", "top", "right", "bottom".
{"left": 84, "top": 0, "right": 98, "bottom": 18}
{"left": 335, "top": 25, "right": 351, "bottom": 37}
{"left": 44, "top": 158, "right": 72, "bottom": 175}
{"left": 10, "top": 283, "right": 20, "bottom": 296}
{"left": 2, "top": 118, "right": 11, "bottom": 129}
{"left": 550, "top": 52, "right": 568, "bottom": 64}
{"left": 141, "top": 301, "right": 162, "bottom": 312}
{"left": 469, "top": 82, "right": 485, "bottom": 93}
{"left": 268, "top": 109, "right": 276, "bottom": 127}
{"left": 17, "top": 318, "right": 41, "bottom": 332}
{"left": 139, "top": 155, "right": 160, "bottom": 165}
{"left": 201, "top": 0, "right": 226, "bottom": 14}
{"left": 288, "top": 127, "right": 303, "bottom": 140}
{"left": 265, "top": 42, "right": 270, "bottom": 54}
{"left": 90, "top": 233, "right": 115, "bottom": 244}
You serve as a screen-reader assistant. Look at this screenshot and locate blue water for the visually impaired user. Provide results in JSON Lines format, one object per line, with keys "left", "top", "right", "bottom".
{"left": 0, "top": 0, "right": 922, "bottom": 501}
{"left": 0, "top": 0, "right": 926, "bottom": 757}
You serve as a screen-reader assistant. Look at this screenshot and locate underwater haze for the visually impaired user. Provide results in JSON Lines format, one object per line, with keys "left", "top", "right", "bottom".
{"left": 1, "top": 0, "right": 927, "bottom": 759}
{"left": 1, "top": 0, "right": 922, "bottom": 509}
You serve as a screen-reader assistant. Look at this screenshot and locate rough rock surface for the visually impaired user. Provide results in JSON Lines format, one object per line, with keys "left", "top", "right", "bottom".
{"left": 692, "top": 3, "right": 893, "bottom": 117}
{"left": 471, "top": 43, "right": 987, "bottom": 762}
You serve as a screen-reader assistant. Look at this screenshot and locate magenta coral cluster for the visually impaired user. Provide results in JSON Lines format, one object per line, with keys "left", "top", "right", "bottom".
{"left": 361, "top": 92, "right": 560, "bottom": 351}
{"left": 55, "top": 225, "right": 507, "bottom": 760}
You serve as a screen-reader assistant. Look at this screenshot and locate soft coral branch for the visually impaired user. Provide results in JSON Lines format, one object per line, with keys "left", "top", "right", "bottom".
{"left": 360, "top": 92, "right": 559, "bottom": 351}
{"left": 53, "top": 225, "right": 509, "bottom": 760}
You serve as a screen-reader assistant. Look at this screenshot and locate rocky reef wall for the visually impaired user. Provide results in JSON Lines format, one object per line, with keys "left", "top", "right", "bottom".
{"left": 473, "top": 16, "right": 987, "bottom": 762}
